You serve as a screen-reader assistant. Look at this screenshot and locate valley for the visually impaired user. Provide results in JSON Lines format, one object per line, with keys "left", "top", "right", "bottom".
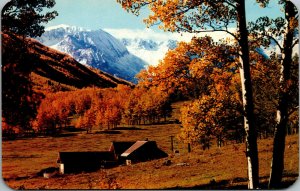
{"left": 2, "top": 119, "right": 298, "bottom": 189}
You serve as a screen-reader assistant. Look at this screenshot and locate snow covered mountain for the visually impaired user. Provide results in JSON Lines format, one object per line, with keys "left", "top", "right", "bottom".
{"left": 37, "top": 25, "right": 282, "bottom": 83}
{"left": 36, "top": 24, "right": 146, "bottom": 82}
{"left": 119, "top": 38, "right": 177, "bottom": 66}
{"left": 103, "top": 28, "right": 188, "bottom": 66}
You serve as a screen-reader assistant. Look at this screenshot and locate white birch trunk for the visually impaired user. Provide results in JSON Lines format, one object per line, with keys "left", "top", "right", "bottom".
{"left": 239, "top": 63, "right": 255, "bottom": 189}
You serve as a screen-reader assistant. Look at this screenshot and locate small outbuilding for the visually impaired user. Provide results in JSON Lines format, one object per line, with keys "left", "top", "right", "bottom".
{"left": 109, "top": 141, "right": 135, "bottom": 162}
{"left": 120, "top": 141, "right": 168, "bottom": 164}
{"left": 56, "top": 140, "right": 168, "bottom": 174}
{"left": 57, "top": 151, "right": 116, "bottom": 174}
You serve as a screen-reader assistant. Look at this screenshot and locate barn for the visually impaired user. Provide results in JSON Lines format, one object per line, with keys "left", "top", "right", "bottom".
{"left": 57, "top": 151, "right": 116, "bottom": 174}
{"left": 120, "top": 141, "right": 168, "bottom": 164}
{"left": 109, "top": 141, "right": 135, "bottom": 163}
{"left": 56, "top": 140, "right": 168, "bottom": 174}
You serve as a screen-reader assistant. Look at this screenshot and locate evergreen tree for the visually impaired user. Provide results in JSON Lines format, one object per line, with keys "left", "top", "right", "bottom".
{"left": 1, "top": 0, "right": 58, "bottom": 135}
{"left": 1, "top": 0, "right": 58, "bottom": 38}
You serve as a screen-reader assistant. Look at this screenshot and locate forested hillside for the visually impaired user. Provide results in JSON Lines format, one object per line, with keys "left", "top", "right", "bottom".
{"left": 2, "top": 32, "right": 133, "bottom": 136}
{"left": 2, "top": 33, "right": 132, "bottom": 92}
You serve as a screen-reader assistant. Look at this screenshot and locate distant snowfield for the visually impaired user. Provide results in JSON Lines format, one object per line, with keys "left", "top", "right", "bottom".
{"left": 125, "top": 42, "right": 170, "bottom": 66}
{"left": 104, "top": 28, "right": 299, "bottom": 66}
{"left": 104, "top": 28, "right": 234, "bottom": 43}
{"left": 104, "top": 28, "right": 234, "bottom": 66}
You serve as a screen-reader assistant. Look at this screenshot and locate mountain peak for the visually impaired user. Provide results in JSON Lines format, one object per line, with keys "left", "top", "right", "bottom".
{"left": 37, "top": 25, "right": 146, "bottom": 82}
{"left": 45, "top": 24, "right": 91, "bottom": 32}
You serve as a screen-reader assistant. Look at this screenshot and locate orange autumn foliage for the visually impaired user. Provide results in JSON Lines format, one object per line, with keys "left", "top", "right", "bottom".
{"left": 137, "top": 37, "right": 238, "bottom": 99}
{"left": 34, "top": 85, "right": 172, "bottom": 133}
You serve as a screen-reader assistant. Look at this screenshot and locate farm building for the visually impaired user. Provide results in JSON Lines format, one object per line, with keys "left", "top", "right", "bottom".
{"left": 120, "top": 141, "right": 168, "bottom": 164}
{"left": 109, "top": 141, "right": 135, "bottom": 162}
{"left": 56, "top": 140, "right": 168, "bottom": 174}
{"left": 57, "top": 151, "right": 116, "bottom": 174}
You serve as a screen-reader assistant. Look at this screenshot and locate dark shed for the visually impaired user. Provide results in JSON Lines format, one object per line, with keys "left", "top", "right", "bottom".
{"left": 57, "top": 151, "right": 116, "bottom": 174}
{"left": 109, "top": 141, "right": 135, "bottom": 162}
{"left": 120, "top": 141, "right": 168, "bottom": 164}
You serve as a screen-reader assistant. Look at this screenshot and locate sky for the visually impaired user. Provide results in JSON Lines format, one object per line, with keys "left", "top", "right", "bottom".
{"left": 43, "top": 0, "right": 286, "bottom": 31}
{"left": 37, "top": 0, "right": 291, "bottom": 43}
{"left": 1, "top": 0, "right": 299, "bottom": 32}
{"left": 0, "top": 0, "right": 296, "bottom": 40}
{"left": 44, "top": 0, "right": 151, "bottom": 30}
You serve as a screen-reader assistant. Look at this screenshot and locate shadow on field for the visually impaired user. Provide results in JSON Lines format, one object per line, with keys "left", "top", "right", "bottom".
{"left": 51, "top": 133, "right": 78, "bottom": 138}
{"left": 95, "top": 130, "right": 122, "bottom": 134}
{"left": 113, "top": 127, "right": 145, "bottom": 130}
{"left": 63, "top": 126, "right": 86, "bottom": 132}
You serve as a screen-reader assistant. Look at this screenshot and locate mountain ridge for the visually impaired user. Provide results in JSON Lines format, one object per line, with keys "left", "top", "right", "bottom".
{"left": 2, "top": 32, "right": 133, "bottom": 93}
{"left": 36, "top": 25, "right": 146, "bottom": 82}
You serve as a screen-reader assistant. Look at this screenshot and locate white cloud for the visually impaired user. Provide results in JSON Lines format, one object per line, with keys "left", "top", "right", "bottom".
{"left": 104, "top": 28, "right": 235, "bottom": 43}
{"left": 104, "top": 28, "right": 236, "bottom": 66}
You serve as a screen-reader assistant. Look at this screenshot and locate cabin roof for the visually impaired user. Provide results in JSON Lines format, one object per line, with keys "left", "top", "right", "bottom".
{"left": 110, "top": 141, "right": 135, "bottom": 156}
{"left": 121, "top": 141, "right": 148, "bottom": 157}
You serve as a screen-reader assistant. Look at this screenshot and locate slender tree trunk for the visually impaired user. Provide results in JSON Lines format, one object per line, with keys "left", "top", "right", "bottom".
{"left": 187, "top": 143, "right": 191, "bottom": 153}
{"left": 269, "top": 1, "right": 296, "bottom": 188}
{"left": 170, "top": 136, "right": 174, "bottom": 152}
{"left": 237, "top": 0, "right": 259, "bottom": 189}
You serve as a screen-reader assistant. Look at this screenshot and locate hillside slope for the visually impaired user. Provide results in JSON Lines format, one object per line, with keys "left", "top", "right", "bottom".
{"left": 2, "top": 32, "right": 132, "bottom": 92}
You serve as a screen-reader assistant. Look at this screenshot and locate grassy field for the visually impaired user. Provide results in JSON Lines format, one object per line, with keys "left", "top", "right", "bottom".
{"left": 2, "top": 103, "right": 299, "bottom": 189}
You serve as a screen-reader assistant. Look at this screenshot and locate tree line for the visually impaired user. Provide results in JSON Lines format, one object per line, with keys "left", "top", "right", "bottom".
{"left": 31, "top": 85, "right": 172, "bottom": 134}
